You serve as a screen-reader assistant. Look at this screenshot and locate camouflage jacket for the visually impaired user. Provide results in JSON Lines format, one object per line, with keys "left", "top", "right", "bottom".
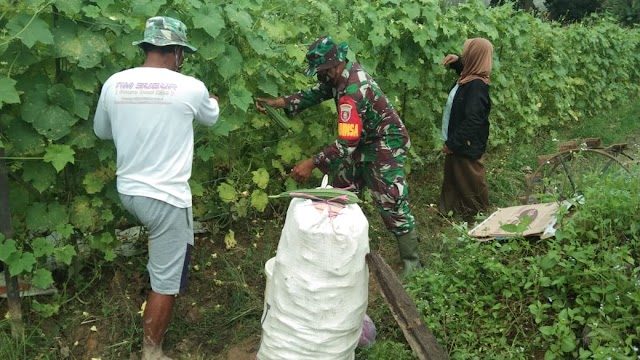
{"left": 283, "top": 62, "right": 410, "bottom": 174}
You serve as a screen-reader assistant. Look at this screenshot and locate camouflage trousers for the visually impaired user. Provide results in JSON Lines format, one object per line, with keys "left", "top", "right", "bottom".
{"left": 331, "top": 147, "right": 415, "bottom": 236}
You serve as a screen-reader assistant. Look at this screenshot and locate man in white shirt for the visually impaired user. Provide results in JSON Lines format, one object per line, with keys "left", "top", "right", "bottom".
{"left": 93, "top": 16, "right": 219, "bottom": 360}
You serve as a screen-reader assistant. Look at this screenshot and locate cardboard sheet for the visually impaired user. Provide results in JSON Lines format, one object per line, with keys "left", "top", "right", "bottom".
{"left": 468, "top": 201, "right": 571, "bottom": 241}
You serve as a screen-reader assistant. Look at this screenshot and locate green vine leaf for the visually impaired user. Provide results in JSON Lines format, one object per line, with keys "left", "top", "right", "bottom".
{"left": 82, "top": 171, "right": 106, "bottom": 194}
{"left": 32, "top": 300, "right": 60, "bottom": 318}
{"left": 250, "top": 189, "right": 268, "bottom": 212}
{"left": 48, "top": 84, "right": 76, "bottom": 113}
{"left": 54, "top": 0, "right": 83, "bottom": 15}
{"left": 276, "top": 139, "right": 303, "bottom": 164}
{"left": 271, "top": 159, "right": 285, "bottom": 175}
{"left": 6, "top": 13, "right": 54, "bottom": 49}
{"left": 308, "top": 123, "right": 325, "bottom": 141}
{"left": 225, "top": 4, "right": 253, "bottom": 29}
{"left": 53, "top": 245, "right": 77, "bottom": 266}
{"left": 69, "top": 71, "right": 96, "bottom": 93}
{"left": 6, "top": 251, "right": 36, "bottom": 276}
{"left": 5, "top": 120, "right": 45, "bottom": 155}
{"left": 87, "top": 231, "right": 113, "bottom": 252}
{"left": 70, "top": 196, "right": 100, "bottom": 232}
{"left": 0, "top": 77, "right": 21, "bottom": 108}
{"left": 44, "top": 144, "right": 75, "bottom": 172}
{"left": 22, "top": 85, "right": 79, "bottom": 141}
{"left": 196, "top": 144, "right": 215, "bottom": 161}
{"left": 257, "top": 73, "right": 280, "bottom": 96}
{"left": 229, "top": 84, "right": 253, "bottom": 111}
{"left": 26, "top": 202, "right": 68, "bottom": 233}
{"left": 31, "top": 268, "right": 54, "bottom": 289}
{"left": 55, "top": 223, "right": 75, "bottom": 239}
{"left": 94, "top": 0, "right": 114, "bottom": 10}
{"left": 53, "top": 21, "right": 110, "bottom": 69}
{"left": 217, "top": 183, "right": 238, "bottom": 203}
{"left": 0, "top": 237, "right": 17, "bottom": 262}
{"left": 189, "top": 179, "right": 204, "bottom": 197}
{"left": 217, "top": 44, "right": 243, "bottom": 80}
{"left": 68, "top": 121, "right": 98, "bottom": 149}
{"left": 192, "top": 3, "right": 225, "bottom": 38}
{"left": 246, "top": 33, "right": 272, "bottom": 56}
{"left": 193, "top": 33, "right": 226, "bottom": 60}
{"left": 83, "top": 4, "right": 101, "bottom": 18}
{"left": 100, "top": 208, "right": 114, "bottom": 223}
{"left": 103, "top": 248, "right": 116, "bottom": 261}
{"left": 32, "top": 237, "right": 55, "bottom": 258}
{"left": 131, "top": 0, "right": 167, "bottom": 17}
{"left": 251, "top": 168, "right": 269, "bottom": 189}
{"left": 211, "top": 111, "right": 242, "bottom": 136}
{"left": 23, "top": 161, "right": 56, "bottom": 193}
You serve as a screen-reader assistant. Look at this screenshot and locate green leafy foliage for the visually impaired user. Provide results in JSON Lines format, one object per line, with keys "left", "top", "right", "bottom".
{"left": 5, "top": 13, "right": 54, "bottom": 48}
{"left": 31, "top": 267, "right": 54, "bottom": 289}
{"left": 0, "top": 1, "right": 639, "bottom": 340}
{"left": 53, "top": 245, "right": 76, "bottom": 265}
{"left": 22, "top": 160, "right": 56, "bottom": 192}
{"left": 44, "top": 144, "right": 75, "bottom": 172}
{"left": 31, "top": 299, "right": 60, "bottom": 318}
{"left": 250, "top": 189, "right": 268, "bottom": 212}
{"left": 31, "top": 237, "right": 55, "bottom": 258}
{"left": 251, "top": 168, "right": 269, "bottom": 189}
{"left": 217, "top": 182, "right": 238, "bottom": 203}
{"left": 406, "top": 169, "right": 640, "bottom": 358}
{"left": 5, "top": 250, "right": 36, "bottom": 275}
{"left": 0, "top": 77, "right": 21, "bottom": 108}
{"left": 26, "top": 202, "right": 67, "bottom": 232}
{"left": 0, "top": 236, "right": 17, "bottom": 262}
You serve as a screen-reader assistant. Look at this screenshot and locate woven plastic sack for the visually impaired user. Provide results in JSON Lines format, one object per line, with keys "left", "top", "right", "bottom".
{"left": 257, "top": 197, "right": 369, "bottom": 360}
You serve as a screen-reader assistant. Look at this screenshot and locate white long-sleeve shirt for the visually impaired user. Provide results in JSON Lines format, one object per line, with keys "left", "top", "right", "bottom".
{"left": 93, "top": 67, "right": 219, "bottom": 207}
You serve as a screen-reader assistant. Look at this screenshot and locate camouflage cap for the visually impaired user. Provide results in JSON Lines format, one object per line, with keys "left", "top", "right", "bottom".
{"left": 132, "top": 16, "right": 197, "bottom": 53}
{"left": 304, "top": 36, "right": 348, "bottom": 76}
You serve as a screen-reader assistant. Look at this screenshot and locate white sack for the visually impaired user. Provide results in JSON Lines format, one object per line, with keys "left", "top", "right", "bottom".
{"left": 258, "top": 198, "right": 370, "bottom": 360}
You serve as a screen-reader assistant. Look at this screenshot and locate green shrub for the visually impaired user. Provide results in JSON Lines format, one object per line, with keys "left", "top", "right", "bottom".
{"left": 408, "top": 167, "right": 640, "bottom": 358}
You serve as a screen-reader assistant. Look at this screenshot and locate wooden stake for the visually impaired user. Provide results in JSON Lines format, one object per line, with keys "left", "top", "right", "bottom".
{"left": 366, "top": 252, "right": 448, "bottom": 360}
{"left": 0, "top": 148, "right": 24, "bottom": 337}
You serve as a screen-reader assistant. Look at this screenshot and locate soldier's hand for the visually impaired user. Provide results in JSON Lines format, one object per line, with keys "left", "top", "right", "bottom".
{"left": 255, "top": 97, "right": 285, "bottom": 114}
{"left": 441, "top": 54, "right": 459, "bottom": 66}
{"left": 291, "top": 158, "right": 315, "bottom": 183}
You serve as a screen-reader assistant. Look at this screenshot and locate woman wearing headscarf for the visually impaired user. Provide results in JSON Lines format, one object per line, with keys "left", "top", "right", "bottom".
{"left": 438, "top": 38, "right": 493, "bottom": 220}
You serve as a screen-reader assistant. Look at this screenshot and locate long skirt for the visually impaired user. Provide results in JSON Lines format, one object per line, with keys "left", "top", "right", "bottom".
{"left": 438, "top": 154, "right": 489, "bottom": 219}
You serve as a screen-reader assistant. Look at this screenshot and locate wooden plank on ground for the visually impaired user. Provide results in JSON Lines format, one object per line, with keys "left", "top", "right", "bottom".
{"left": 366, "top": 252, "right": 449, "bottom": 360}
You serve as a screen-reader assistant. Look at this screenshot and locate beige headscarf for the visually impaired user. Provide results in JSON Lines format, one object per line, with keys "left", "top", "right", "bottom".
{"left": 457, "top": 38, "right": 493, "bottom": 85}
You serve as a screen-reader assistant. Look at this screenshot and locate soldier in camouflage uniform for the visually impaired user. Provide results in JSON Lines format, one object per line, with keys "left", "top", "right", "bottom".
{"left": 255, "top": 36, "right": 421, "bottom": 277}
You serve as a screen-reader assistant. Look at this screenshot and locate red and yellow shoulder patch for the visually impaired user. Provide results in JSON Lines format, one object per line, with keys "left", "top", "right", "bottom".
{"left": 337, "top": 96, "right": 361, "bottom": 141}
